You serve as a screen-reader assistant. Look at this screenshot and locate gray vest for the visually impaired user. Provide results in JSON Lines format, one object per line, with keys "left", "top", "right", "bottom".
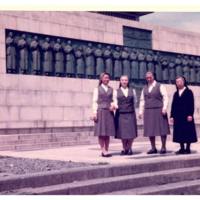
{"left": 117, "top": 88, "right": 134, "bottom": 113}
{"left": 97, "top": 86, "right": 113, "bottom": 109}
{"left": 144, "top": 83, "right": 163, "bottom": 109}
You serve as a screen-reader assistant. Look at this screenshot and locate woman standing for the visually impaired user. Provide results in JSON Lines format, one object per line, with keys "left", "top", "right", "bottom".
{"left": 91, "top": 72, "right": 116, "bottom": 157}
{"left": 115, "top": 75, "right": 138, "bottom": 155}
{"left": 170, "top": 76, "right": 197, "bottom": 154}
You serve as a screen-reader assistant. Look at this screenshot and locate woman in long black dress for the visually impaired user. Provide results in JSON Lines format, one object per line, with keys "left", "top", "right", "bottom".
{"left": 91, "top": 72, "right": 116, "bottom": 157}
{"left": 115, "top": 75, "right": 138, "bottom": 155}
{"left": 170, "top": 76, "right": 197, "bottom": 154}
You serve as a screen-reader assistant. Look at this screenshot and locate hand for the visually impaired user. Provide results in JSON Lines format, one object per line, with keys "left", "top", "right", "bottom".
{"left": 170, "top": 118, "right": 174, "bottom": 125}
{"left": 109, "top": 104, "right": 116, "bottom": 112}
{"left": 90, "top": 114, "right": 97, "bottom": 122}
{"left": 162, "top": 109, "right": 167, "bottom": 115}
{"left": 187, "top": 116, "right": 193, "bottom": 122}
{"left": 138, "top": 114, "right": 142, "bottom": 119}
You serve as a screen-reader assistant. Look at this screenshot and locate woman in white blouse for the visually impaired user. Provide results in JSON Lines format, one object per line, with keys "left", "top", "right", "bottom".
{"left": 91, "top": 72, "right": 117, "bottom": 157}
{"left": 139, "top": 71, "right": 170, "bottom": 154}
{"left": 115, "top": 75, "right": 138, "bottom": 155}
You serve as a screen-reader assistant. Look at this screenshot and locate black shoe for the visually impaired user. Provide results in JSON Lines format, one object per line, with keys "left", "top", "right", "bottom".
{"left": 120, "top": 150, "right": 126, "bottom": 155}
{"left": 147, "top": 149, "right": 157, "bottom": 154}
{"left": 127, "top": 149, "right": 133, "bottom": 155}
{"left": 101, "top": 153, "right": 112, "bottom": 157}
{"left": 185, "top": 149, "right": 191, "bottom": 154}
{"left": 120, "top": 150, "right": 128, "bottom": 156}
{"left": 160, "top": 149, "right": 167, "bottom": 154}
{"left": 175, "top": 149, "right": 185, "bottom": 155}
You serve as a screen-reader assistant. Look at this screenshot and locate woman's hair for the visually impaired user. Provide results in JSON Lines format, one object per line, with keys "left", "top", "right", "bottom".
{"left": 119, "top": 75, "right": 130, "bottom": 88}
{"left": 98, "top": 72, "right": 111, "bottom": 86}
{"left": 175, "top": 76, "right": 188, "bottom": 90}
{"left": 145, "top": 71, "right": 156, "bottom": 85}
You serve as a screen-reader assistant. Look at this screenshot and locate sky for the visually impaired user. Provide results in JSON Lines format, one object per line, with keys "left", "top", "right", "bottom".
{"left": 140, "top": 12, "right": 200, "bottom": 34}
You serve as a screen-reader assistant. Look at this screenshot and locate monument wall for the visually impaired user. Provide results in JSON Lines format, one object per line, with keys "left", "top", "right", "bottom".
{"left": 0, "top": 11, "right": 200, "bottom": 135}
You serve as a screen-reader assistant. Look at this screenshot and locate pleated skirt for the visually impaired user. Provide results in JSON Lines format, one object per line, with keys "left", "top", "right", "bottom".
{"left": 144, "top": 108, "right": 170, "bottom": 137}
{"left": 94, "top": 109, "right": 115, "bottom": 136}
{"left": 115, "top": 112, "right": 137, "bottom": 139}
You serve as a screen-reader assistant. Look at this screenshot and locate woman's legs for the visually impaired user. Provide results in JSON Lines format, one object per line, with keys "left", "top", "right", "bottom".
{"left": 104, "top": 136, "right": 110, "bottom": 152}
{"left": 121, "top": 139, "right": 134, "bottom": 155}
{"left": 147, "top": 136, "right": 157, "bottom": 154}
{"left": 160, "top": 135, "right": 167, "bottom": 153}
{"left": 176, "top": 142, "right": 185, "bottom": 154}
{"left": 180, "top": 143, "right": 185, "bottom": 150}
{"left": 98, "top": 136, "right": 111, "bottom": 156}
{"left": 185, "top": 142, "right": 191, "bottom": 154}
{"left": 121, "top": 139, "right": 127, "bottom": 150}
{"left": 98, "top": 136, "right": 106, "bottom": 153}
{"left": 121, "top": 139, "right": 129, "bottom": 155}
{"left": 127, "top": 139, "right": 134, "bottom": 155}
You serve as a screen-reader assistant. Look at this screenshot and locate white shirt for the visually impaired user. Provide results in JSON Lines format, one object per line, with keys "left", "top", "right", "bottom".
{"left": 101, "top": 83, "right": 108, "bottom": 92}
{"left": 178, "top": 86, "right": 186, "bottom": 96}
{"left": 116, "top": 87, "right": 137, "bottom": 108}
{"left": 92, "top": 84, "right": 117, "bottom": 115}
{"left": 139, "top": 80, "right": 169, "bottom": 115}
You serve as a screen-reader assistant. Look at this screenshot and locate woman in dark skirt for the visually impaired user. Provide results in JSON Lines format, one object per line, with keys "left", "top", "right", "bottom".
{"left": 115, "top": 75, "right": 138, "bottom": 155}
{"left": 91, "top": 72, "right": 116, "bottom": 157}
{"left": 139, "top": 71, "right": 170, "bottom": 154}
{"left": 170, "top": 76, "right": 197, "bottom": 154}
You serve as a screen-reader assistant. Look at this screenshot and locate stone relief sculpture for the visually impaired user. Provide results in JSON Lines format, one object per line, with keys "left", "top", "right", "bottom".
{"left": 153, "top": 51, "right": 162, "bottom": 81}
{"left": 121, "top": 47, "right": 131, "bottom": 79}
{"left": 18, "top": 34, "right": 29, "bottom": 74}
{"left": 75, "top": 46, "right": 85, "bottom": 78}
{"left": 175, "top": 54, "right": 183, "bottom": 77}
{"left": 138, "top": 50, "right": 147, "bottom": 80}
{"left": 64, "top": 40, "right": 75, "bottom": 77}
{"left": 130, "top": 49, "right": 139, "bottom": 81}
{"left": 5, "top": 31, "right": 200, "bottom": 86}
{"left": 85, "top": 43, "right": 95, "bottom": 78}
{"left": 42, "top": 37, "right": 53, "bottom": 75}
{"left": 95, "top": 44, "right": 104, "bottom": 78}
{"left": 160, "top": 56, "right": 169, "bottom": 83}
{"left": 168, "top": 57, "right": 176, "bottom": 83}
{"left": 182, "top": 55, "right": 190, "bottom": 82}
{"left": 113, "top": 46, "right": 122, "bottom": 80}
{"left": 195, "top": 57, "right": 200, "bottom": 84}
{"left": 6, "top": 31, "right": 16, "bottom": 73}
{"left": 30, "top": 35, "right": 41, "bottom": 75}
{"left": 103, "top": 45, "right": 113, "bottom": 77}
{"left": 146, "top": 50, "right": 154, "bottom": 73}
{"left": 189, "top": 56, "right": 196, "bottom": 84}
{"left": 54, "top": 38, "right": 64, "bottom": 76}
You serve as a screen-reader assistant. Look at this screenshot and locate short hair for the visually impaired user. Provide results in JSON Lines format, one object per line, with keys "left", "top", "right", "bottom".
{"left": 175, "top": 76, "right": 188, "bottom": 90}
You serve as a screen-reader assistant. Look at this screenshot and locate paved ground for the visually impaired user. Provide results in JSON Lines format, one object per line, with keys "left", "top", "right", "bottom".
{"left": 0, "top": 139, "right": 200, "bottom": 166}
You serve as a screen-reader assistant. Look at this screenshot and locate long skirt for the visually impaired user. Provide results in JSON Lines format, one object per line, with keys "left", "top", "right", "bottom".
{"left": 144, "top": 108, "right": 170, "bottom": 137}
{"left": 173, "top": 117, "right": 197, "bottom": 143}
{"left": 115, "top": 111, "right": 137, "bottom": 139}
{"left": 94, "top": 109, "right": 115, "bottom": 136}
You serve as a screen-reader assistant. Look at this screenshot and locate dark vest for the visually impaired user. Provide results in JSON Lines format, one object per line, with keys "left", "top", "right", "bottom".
{"left": 144, "top": 83, "right": 163, "bottom": 109}
{"left": 97, "top": 86, "right": 113, "bottom": 109}
{"left": 117, "top": 88, "right": 135, "bottom": 113}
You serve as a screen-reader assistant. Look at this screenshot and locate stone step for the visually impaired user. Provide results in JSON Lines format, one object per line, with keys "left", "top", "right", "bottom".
{"left": 105, "top": 179, "right": 200, "bottom": 195}
{"left": 0, "top": 135, "right": 94, "bottom": 145}
{"left": 0, "top": 132, "right": 129, "bottom": 150}
{"left": 0, "top": 132, "right": 98, "bottom": 150}
{"left": 0, "top": 140, "right": 95, "bottom": 151}
{"left": 0, "top": 156, "right": 200, "bottom": 193}
{"left": 7, "top": 166, "right": 200, "bottom": 195}
{"left": 0, "top": 132, "right": 94, "bottom": 143}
